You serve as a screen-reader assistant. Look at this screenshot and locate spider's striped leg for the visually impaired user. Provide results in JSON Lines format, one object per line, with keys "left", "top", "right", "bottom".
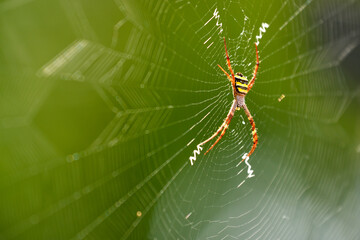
{"left": 223, "top": 37, "right": 235, "bottom": 82}
{"left": 200, "top": 100, "right": 237, "bottom": 155}
{"left": 247, "top": 43, "right": 259, "bottom": 92}
{"left": 217, "top": 64, "right": 234, "bottom": 84}
{"left": 199, "top": 100, "right": 236, "bottom": 146}
{"left": 240, "top": 104, "right": 258, "bottom": 162}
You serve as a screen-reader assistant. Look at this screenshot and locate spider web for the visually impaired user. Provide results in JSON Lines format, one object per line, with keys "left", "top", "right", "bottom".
{"left": 0, "top": 0, "right": 360, "bottom": 239}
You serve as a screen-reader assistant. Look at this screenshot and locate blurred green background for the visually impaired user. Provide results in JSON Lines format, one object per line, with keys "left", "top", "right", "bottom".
{"left": 1, "top": 0, "right": 360, "bottom": 239}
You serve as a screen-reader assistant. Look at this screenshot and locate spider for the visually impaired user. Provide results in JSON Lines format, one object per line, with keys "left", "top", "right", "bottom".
{"left": 199, "top": 37, "right": 259, "bottom": 162}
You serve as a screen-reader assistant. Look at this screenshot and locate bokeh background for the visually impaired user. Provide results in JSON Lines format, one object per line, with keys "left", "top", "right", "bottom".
{"left": 1, "top": 0, "right": 360, "bottom": 239}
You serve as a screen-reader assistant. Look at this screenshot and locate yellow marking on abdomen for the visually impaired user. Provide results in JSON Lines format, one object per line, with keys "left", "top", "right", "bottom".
{"left": 237, "top": 87, "right": 248, "bottom": 94}
{"left": 236, "top": 82, "right": 248, "bottom": 87}
{"left": 235, "top": 82, "right": 248, "bottom": 94}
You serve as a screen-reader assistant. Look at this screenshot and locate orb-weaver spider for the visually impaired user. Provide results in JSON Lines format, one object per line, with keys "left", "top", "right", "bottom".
{"left": 199, "top": 37, "right": 259, "bottom": 162}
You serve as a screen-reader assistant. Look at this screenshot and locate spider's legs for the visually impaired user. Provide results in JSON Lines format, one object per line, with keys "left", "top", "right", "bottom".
{"left": 247, "top": 43, "right": 259, "bottom": 92}
{"left": 200, "top": 100, "right": 237, "bottom": 155}
{"left": 240, "top": 104, "right": 258, "bottom": 162}
{"left": 217, "top": 64, "right": 234, "bottom": 84}
{"left": 223, "top": 37, "right": 235, "bottom": 82}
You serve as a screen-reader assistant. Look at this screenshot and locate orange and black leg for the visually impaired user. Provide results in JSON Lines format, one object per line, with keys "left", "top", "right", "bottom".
{"left": 241, "top": 104, "right": 258, "bottom": 161}
{"left": 200, "top": 100, "right": 237, "bottom": 155}
{"left": 223, "top": 37, "right": 235, "bottom": 81}
{"left": 217, "top": 64, "right": 233, "bottom": 84}
{"left": 247, "top": 43, "right": 259, "bottom": 91}
{"left": 217, "top": 37, "right": 235, "bottom": 86}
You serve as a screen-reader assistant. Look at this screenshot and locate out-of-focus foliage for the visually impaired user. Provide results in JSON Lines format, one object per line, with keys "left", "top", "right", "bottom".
{"left": 0, "top": 0, "right": 359, "bottom": 239}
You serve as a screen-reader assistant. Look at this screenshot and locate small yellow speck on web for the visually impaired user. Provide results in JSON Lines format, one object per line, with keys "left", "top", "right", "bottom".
{"left": 278, "top": 94, "right": 285, "bottom": 102}
{"left": 136, "top": 211, "right": 142, "bottom": 217}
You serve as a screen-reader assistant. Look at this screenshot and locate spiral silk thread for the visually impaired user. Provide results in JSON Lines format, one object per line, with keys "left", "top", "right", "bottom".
{"left": 244, "top": 156, "right": 255, "bottom": 178}
{"left": 189, "top": 144, "right": 203, "bottom": 165}
{"left": 256, "top": 23, "right": 269, "bottom": 46}
{"left": 203, "top": 8, "right": 224, "bottom": 49}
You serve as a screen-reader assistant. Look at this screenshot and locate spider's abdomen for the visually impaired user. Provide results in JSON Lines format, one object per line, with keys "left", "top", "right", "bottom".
{"left": 235, "top": 73, "right": 248, "bottom": 94}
